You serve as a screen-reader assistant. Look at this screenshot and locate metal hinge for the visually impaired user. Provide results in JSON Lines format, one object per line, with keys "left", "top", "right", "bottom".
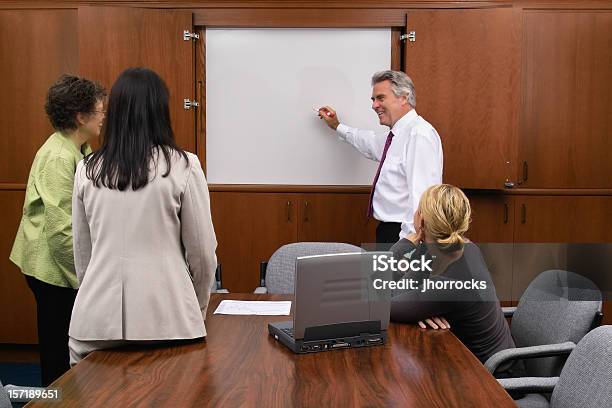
{"left": 183, "top": 99, "right": 199, "bottom": 110}
{"left": 183, "top": 30, "right": 199, "bottom": 41}
{"left": 400, "top": 31, "right": 416, "bottom": 42}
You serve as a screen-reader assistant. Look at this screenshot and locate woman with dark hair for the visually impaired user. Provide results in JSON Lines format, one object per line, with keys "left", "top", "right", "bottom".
{"left": 10, "top": 74, "right": 106, "bottom": 385}
{"left": 67, "top": 67, "right": 217, "bottom": 363}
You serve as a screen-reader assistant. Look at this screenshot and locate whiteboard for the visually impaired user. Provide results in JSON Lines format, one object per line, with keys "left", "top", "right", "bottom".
{"left": 205, "top": 28, "right": 391, "bottom": 185}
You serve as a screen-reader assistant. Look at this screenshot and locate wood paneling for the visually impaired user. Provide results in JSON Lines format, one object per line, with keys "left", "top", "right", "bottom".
{"left": 512, "top": 196, "right": 612, "bottom": 300}
{"left": 209, "top": 184, "right": 371, "bottom": 193}
{"left": 0, "top": 9, "right": 78, "bottom": 184}
{"left": 27, "top": 293, "right": 515, "bottom": 408}
{"left": 194, "top": 8, "right": 406, "bottom": 27}
{"left": 514, "top": 196, "right": 612, "bottom": 243}
{"left": 519, "top": 10, "right": 612, "bottom": 188}
{"left": 0, "top": 191, "right": 37, "bottom": 344}
{"left": 298, "top": 193, "right": 377, "bottom": 244}
{"left": 466, "top": 194, "right": 515, "bottom": 302}
{"left": 78, "top": 6, "right": 197, "bottom": 152}
{"left": 405, "top": 7, "right": 519, "bottom": 189}
{"left": 196, "top": 27, "right": 206, "bottom": 171}
{"left": 466, "top": 195, "right": 515, "bottom": 243}
{"left": 210, "top": 192, "right": 298, "bottom": 292}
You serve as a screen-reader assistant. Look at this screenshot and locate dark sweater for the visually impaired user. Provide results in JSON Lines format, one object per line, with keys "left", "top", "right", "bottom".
{"left": 389, "top": 239, "right": 516, "bottom": 366}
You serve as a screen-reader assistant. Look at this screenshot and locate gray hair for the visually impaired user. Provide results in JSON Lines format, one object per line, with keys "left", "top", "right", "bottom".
{"left": 371, "top": 70, "right": 416, "bottom": 108}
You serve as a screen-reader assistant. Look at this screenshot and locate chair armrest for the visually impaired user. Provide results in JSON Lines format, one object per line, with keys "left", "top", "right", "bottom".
{"left": 485, "top": 341, "right": 576, "bottom": 374}
{"left": 502, "top": 306, "right": 517, "bottom": 318}
{"left": 498, "top": 377, "right": 559, "bottom": 394}
{"left": 254, "top": 287, "right": 268, "bottom": 294}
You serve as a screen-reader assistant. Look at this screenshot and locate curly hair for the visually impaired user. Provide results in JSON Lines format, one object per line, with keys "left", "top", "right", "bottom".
{"left": 44, "top": 74, "right": 107, "bottom": 131}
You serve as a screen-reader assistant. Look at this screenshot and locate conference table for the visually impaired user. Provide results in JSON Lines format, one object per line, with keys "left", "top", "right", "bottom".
{"left": 27, "top": 294, "right": 515, "bottom": 407}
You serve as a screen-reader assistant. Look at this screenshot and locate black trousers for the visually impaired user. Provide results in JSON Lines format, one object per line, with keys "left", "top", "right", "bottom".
{"left": 376, "top": 221, "right": 402, "bottom": 249}
{"left": 25, "top": 275, "right": 77, "bottom": 386}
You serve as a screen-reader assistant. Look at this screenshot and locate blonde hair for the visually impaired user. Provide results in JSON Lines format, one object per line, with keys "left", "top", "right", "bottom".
{"left": 418, "top": 184, "right": 471, "bottom": 250}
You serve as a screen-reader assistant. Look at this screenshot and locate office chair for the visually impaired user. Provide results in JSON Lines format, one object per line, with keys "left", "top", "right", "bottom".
{"left": 210, "top": 264, "right": 229, "bottom": 293}
{"left": 499, "top": 325, "right": 612, "bottom": 408}
{"left": 485, "top": 269, "right": 602, "bottom": 379}
{"left": 254, "top": 242, "right": 362, "bottom": 294}
{"left": 0, "top": 381, "right": 10, "bottom": 408}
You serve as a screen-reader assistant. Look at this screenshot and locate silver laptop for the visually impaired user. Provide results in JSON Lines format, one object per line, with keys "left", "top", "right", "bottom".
{"left": 268, "top": 251, "right": 391, "bottom": 353}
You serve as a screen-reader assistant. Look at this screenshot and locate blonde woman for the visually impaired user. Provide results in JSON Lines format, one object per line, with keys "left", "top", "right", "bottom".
{"left": 390, "top": 184, "right": 520, "bottom": 375}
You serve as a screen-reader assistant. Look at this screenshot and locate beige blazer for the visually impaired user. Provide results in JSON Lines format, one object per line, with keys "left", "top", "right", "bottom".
{"left": 69, "top": 151, "right": 217, "bottom": 341}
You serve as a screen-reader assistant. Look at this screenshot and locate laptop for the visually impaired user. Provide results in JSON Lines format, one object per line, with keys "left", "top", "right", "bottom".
{"left": 268, "top": 251, "right": 392, "bottom": 353}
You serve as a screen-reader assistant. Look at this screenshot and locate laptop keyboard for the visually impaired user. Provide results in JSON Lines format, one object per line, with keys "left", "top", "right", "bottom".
{"left": 281, "top": 327, "right": 294, "bottom": 337}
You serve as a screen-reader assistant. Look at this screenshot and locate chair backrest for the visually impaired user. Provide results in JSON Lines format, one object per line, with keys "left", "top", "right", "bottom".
{"left": 0, "top": 381, "right": 11, "bottom": 408}
{"left": 551, "top": 325, "right": 612, "bottom": 408}
{"left": 511, "top": 269, "right": 602, "bottom": 377}
{"left": 265, "top": 242, "right": 362, "bottom": 294}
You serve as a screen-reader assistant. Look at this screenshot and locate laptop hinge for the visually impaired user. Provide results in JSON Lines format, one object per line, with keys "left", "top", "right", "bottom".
{"left": 303, "top": 320, "right": 381, "bottom": 341}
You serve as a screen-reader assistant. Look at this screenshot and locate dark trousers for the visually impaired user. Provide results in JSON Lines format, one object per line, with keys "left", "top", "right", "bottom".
{"left": 25, "top": 275, "right": 77, "bottom": 386}
{"left": 376, "top": 221, "right": 402, "bottom": 249}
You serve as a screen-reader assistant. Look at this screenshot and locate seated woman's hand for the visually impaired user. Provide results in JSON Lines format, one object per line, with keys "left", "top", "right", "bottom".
{"left": 417, "top": 316, "right": 450, "bottom": 330}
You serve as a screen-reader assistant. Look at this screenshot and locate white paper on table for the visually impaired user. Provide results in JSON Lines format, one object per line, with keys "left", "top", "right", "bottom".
{"left": 213, "top": 300, "right": 292, "bottom": 316}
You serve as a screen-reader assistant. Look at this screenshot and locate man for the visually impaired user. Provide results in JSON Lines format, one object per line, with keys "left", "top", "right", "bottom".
{"left": 318, "top": 70, "right": 443, "bottom": 245}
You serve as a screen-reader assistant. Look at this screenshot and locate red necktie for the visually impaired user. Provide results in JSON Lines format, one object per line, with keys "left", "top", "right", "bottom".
{"left": 367, "top": 131, "right": 394, "bottom": 218}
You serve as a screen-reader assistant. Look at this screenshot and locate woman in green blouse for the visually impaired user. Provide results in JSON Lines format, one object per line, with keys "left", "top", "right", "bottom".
{"left": 10, "top": 74, "right": 106, "bottom": 386}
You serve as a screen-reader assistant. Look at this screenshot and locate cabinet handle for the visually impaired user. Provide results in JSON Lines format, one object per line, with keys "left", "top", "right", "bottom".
{"left": 503, "top": 203, "right": 509, "bottom": 224}
{"left": 522, "top": 161, "right": 528, "bottom": 183}
{"left": 286, "top": 201, "right": 291, "bottom": 222}
{"left": 304, "top": 201, "right": 310, "bottom": 222}
{"left": 521, "top": 203, "right": 526, "bottom": 224}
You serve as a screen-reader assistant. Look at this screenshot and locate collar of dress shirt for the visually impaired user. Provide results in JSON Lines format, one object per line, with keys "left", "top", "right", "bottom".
{"left": 390, "top": 109, "right": 418, "bottom": 136}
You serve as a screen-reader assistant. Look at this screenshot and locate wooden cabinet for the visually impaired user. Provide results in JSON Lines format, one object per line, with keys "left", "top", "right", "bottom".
{"left": 519, "top": 10, "right": 612, "bottom": 188}
{"left": 211, "top": 191, "right": 377, "bottom": 292}
{"left": 405, "top": 8, "right": 519, "bottom": 189}
{"left": 78, "top": 6, "right": 197, "bottom": 152}
{"left": 297, "top": 193, "right": 377, "bottom": 245}
{"left": 0, "top": 9, "right": 79, "bottom": 343}
{"left": 0, "top": 191, "right": 37, "bottom": 344}
{"left": 514, "top": 196, "right": 612, "bottom": 243}
{"left": 210, "top": 192, "right": 299, "bottom": 292}
{"left": 465, "top": 194, "right": 515, "bottom": 302}
{"left": 512, "top": 195, "right": 612, "bottom": 301}
{"left": 0, "top": 9, "right": 78, "bottom": 184}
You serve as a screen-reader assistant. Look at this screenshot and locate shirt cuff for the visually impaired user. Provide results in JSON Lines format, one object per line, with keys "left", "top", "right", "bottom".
{"left": 336, "top": 123, "right": 351, "bottom": 140}
{"left": 399, "top": 221, "right": 416, "bottom": 239}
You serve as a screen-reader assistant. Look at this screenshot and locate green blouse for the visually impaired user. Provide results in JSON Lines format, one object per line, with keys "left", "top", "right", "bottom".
{"left": 10, "top": 132, "right": 92, "bottom": 289}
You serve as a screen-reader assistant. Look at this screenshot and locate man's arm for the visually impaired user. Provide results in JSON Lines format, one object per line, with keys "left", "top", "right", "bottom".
{"left": 318, "top": 105, "right": 385, "bottom": 161}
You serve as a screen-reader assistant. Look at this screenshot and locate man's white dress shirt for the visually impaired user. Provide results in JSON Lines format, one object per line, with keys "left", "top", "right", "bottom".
{"left": 336, "top": 109, "right": 443, "bottom": 239}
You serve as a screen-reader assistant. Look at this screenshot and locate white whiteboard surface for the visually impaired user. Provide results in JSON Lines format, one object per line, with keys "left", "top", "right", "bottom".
{"left": 205, "top": 28, "right": 391, "bottom": 185}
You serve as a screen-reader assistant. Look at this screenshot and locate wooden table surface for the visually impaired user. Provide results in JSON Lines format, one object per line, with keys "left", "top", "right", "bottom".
{"left": 27, "top": 293, "right": 515, "bottom": 407}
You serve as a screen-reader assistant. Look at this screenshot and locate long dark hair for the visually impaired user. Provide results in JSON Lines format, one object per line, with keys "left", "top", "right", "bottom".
{"left": 85, "top": 67, "right": 187, "bottom": 191}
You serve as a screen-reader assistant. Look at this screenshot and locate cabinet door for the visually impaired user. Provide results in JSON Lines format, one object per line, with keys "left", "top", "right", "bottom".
{"left": 466, "top": 194, "right": 515, "bottom": 302}
{"left": 297, "top": 193, "right": 377, "bottom": 245}
{"left": 210, "top": 192, "right": 298, "bottom": 292}
{"left": 0, "top": 191, "right": 37, "bottom": 343}
{"left": 519, "top": 11, "right": 612, "bottom": 188}
{"left": 405, "top": 8, "right": 519, "bottom": 189}
{"left": 0, "top": 10, "right": 78, "bottom": 184}
{"left": 512, "top": 196, "right": 612, "bottom": 301}
{"left": 0, "top": 9, "right": 79, "bottom": 344}
{"left": 78, "top": 7, "right": 196, "bottom": 152}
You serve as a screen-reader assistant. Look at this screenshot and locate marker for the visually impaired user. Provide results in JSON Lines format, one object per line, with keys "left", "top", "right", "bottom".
{"left": 313, "top": 107, "right": 334, "bottom": 117}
